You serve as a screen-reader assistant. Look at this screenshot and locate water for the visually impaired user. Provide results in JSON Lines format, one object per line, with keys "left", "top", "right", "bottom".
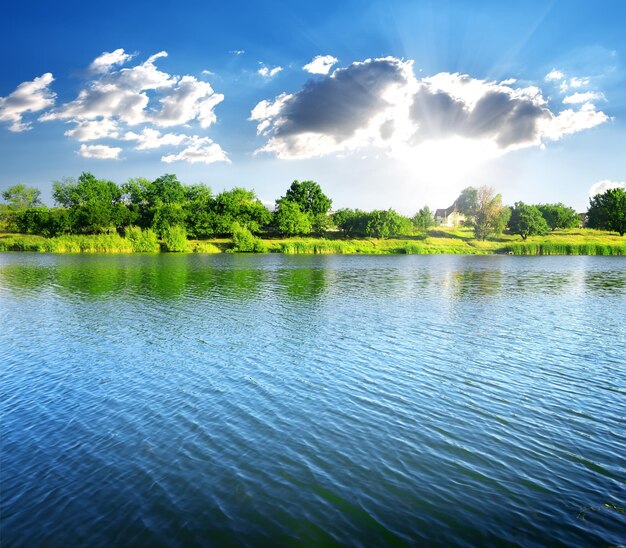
{"left": 1, "top": 253, "right": 625, "bottom": 546}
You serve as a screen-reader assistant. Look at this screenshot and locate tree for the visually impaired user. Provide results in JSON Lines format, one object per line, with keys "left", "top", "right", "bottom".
{"left": 52, "top": 172, "right": 133, "bottom": 234}
{"left": 2, "top": 184, "right": 42, "bottom": 209}
{"left": 456, "top": 187, "right": 478, "bottom": 216}
{"left": 537, "top": 203, "right": 579, "bottom": 230}
{"left": 365, "top": 209, "right": 408, "bottom": 238}
{"left": 333, "top": 208, "right": 370, "bottom": 237}
{"left": 471, "top": 186, "right": 510, "bottom": 241}
{"left": 183, "top": 183, "right": 215, "bottom": 238}
{"left": 212, "top": 187, "right": 272, "bottom": 235}
{"left": 509, "top": 202, "right": 549, "bottom": 240}
{"left": 587, "top": 188, "right": 626, "bottom": 236}
{"left": 283, "top": 180, "right": 332, "bottom": 216}
{"left": 274, "top": 200, "right": 312, "bottom": 236}
{"left": 412, "top": 206, "right": 435, "bottom": 231}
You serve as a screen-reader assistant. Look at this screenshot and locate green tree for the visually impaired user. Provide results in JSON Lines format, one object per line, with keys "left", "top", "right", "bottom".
{"left": 283, "top": 180, "right": 332, "bottom": 216}
{"left": 412, "top": 206, "right": 435, "bottom": 231}
{"left": 471, "top": 186, "right": 510, "bottom": 241}
{"left": 52, "top": 172, "right": 133, "bottom": 233}
{"left": 537, "top": 203, "right": 580, "bottom": 230}
{"left": 456, "top": 187, "right": 478, "bottom": 216}
{"left": 2, "top": 184, "right": 42, "bottom": 209}
{"left": 213, "top": 187, "right": 271, "bottom": 234}
{"left": 587, "top": 188, "right": 626, "bottom": 236}
{"left": 509, "top": 202, "right": 550, "bottom": 240}
{"left": 183, "top": 183, "right": 215, "bottom": 238}
{"left": 333, "top": 208, "right": 370, "bottom": 237}
{"left": 274, "top": 200, "right": 312, "bottom": 236}
{"left": 365, "top": 209, "right": 407, "bottom": 238}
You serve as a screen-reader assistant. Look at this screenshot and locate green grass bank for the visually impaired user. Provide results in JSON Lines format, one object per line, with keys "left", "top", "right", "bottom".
{"left": 1, "top": 228, "right": 624, "bottom": 255}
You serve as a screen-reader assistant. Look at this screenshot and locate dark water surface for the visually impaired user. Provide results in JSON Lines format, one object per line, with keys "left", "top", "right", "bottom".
{"left": 1, "top": 253, "right": 625, "bottom": 546}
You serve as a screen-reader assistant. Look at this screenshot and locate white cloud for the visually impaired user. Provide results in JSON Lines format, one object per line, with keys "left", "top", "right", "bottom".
{"left": 78, "top": 143, "right": 122, "bottom": 159}
{"left": 500, "top": 78, "right": 517, "bottom": 86}
{"left": 589, "top": 179, "right": 625, "bottom": 198}
{"left": 545, "top": 69, "right": 564, "bottom": 81}
{"left": 569, "top": 76, "right": 590, "bottom": 89}
{"left": 563, "top": 91, "right": 605, "bottom": 104}
{"left": 252, "top": 58, "right": 610, "bottom": 160}
{"left": 303, "top": 55, "right": 338, "bottom": 75}
{"left": 560, "top": 76, "right": 591, "bottom": 93}
{"left": 229, "top": 50, "right": 245, "bottom": 56}
{"left": 258, "top": 65, "right": 283, "bottom": 79}
{"left": 148, "top": 75, "right": 224, "bottom": 128}
{"left": 123, "top": 128, "right": 189, "bottom": 149}
{"left": 41, "top": 50, "right": 222, "bottom": 128}
{"left": 64, "top": 119, "right": 120, "bottom": 141}
{"left": 161, "top": 136, "right": 230, "bottom": 164}
{"left": 35, "top": 49, "right": 228, "bottom": 161}
{"left": 90, "top": 48, "right": 133, "bottom": 73}
{"left": 543, "top": 102, "right": 609, "bottom": 140}
{"left": 0, "top": 73, "right": 56, "bottom": 131}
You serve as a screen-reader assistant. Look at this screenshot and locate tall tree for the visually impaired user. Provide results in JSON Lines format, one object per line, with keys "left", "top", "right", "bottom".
{"left": 456, "top": 187, "right": 478, "bottom": 216}
{"left": 471, "top": 186, "right": 510, "bottom": 241}
{"left": 282, "top": 180, "right": 332, "bottom": 216}
{"left": 587, "top": 188, "right": 626, "bottom": 236}
{"left": 2, "top": 184, "right": 42, "bottom": 209}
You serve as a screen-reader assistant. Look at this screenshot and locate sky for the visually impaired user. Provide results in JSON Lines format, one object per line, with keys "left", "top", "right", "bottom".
{"left": 1, "top": 0, "right": 625, "bottom": 213}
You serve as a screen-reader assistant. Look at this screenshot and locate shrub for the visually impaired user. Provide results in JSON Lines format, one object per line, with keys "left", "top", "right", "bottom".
{"left": 162, "top": 225, "right": 189, "bottom": 252}
{"left": 231, "top": 224, "right": 267, "bottom": 252}
{"left": 126, "top": 226, "right": 160, "bottom": 252}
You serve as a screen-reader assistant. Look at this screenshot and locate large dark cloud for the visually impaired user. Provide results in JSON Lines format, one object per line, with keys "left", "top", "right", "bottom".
{"left": 275, "top": 58, "right": 409, "bottom": 139}
{"left": 253, "top": 59, "right": 609, "bottom": 159}
{"left": 409, "top": 88, "right": 549, "bottom": 147}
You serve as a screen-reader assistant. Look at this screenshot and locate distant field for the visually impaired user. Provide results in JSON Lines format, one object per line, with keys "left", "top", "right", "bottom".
{"left": 1, "top": 227, "right": 625, "bottom": 255}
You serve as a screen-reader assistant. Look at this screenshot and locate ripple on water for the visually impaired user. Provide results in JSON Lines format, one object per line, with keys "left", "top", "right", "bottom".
{"left": 1, "top": 253, "right": 625, "bottom": 545}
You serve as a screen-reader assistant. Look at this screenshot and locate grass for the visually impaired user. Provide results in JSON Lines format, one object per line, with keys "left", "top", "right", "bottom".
{"left": 1, "top": 227, "right": 624, "bottom": 255}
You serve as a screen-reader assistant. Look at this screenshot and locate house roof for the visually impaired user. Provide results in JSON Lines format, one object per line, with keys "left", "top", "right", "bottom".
{"left": 436, "top": 202, "right": 459, "bottom": 218}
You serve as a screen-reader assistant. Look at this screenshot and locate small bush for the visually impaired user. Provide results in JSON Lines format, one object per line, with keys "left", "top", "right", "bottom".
{"left": 231, "top": 224, "right": 267, "bottom": 253}
{"left": 126, "top": 226, "right": 160, "bottom": 252}
{"left": 162, "top": 225, "right": 189, "bottom": 252}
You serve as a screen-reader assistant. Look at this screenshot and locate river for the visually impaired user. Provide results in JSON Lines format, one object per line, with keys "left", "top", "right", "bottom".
{"left": 1, "top": 253, "right": 625, "bottom": 545}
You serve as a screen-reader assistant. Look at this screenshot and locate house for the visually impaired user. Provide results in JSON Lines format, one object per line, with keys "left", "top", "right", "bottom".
{"left": 435, "top": 202, "right": 466, "bottom": 227}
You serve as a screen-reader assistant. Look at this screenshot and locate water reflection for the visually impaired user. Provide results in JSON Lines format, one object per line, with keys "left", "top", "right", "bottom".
{"left": 1, "top": 255, "right": 625, "bottom": 302}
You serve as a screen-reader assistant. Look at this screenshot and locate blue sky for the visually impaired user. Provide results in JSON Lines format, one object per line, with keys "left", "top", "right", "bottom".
{"left": 1, "top": 0, "right": 624, "bottom": 212}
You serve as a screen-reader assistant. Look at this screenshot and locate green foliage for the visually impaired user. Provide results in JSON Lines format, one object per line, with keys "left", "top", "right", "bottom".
{"left": 537, "top": 203, "right": 580, "bottom": 230}
{"left": 162, "top": 225, "right": 189, "bottom": 252}
{"left": 274, "top": 200, "right": 312, "bottom": 236}
{"left": 456, "top": 187, "right": 478, "bottom": 216}
{"left": 52, "top": 172, "right": 133, "bottom": 234}
{"left": 587, "top": 188, "right": 626, "bottom": 236}
{"left": 184, "top": 183, "right": 215, "bottom": 238}
{"left": 2, "top": 183, "right": 42, "bottom": 209}
{"left": 470, "top": 186, "right": 510, "bottom": 240}
{"left": 509, "top": 202, "right": 549, "bottom": 240}
{"left": 332, "top": 208, "right": 370, "bottom": 237}
{"left": 231, "top": 223, "right": 267, "bottom": 252}
{"left": 412, "top": 206, "right": 435, "bottom": 231}
{"left": 125, "top": 226, "right": 160, "bottom": 252}
{"left": 365, "top": 209, "right": 408, "bottom": 238}
{"left": 213, "top": 187, "right": 271, "bottom": 234}
{"left": 282, "top": 180, "right": 332, "bottom": 216}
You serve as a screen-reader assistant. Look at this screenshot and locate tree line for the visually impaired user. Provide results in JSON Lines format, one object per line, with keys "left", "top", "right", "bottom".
{"left": 1, "top": 173, "right": 625, "bottom": 240}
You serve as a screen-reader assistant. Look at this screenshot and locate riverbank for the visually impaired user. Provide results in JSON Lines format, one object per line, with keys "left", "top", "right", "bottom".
{"left": 1, "top": 228, "right": 624, "bottom": 255}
